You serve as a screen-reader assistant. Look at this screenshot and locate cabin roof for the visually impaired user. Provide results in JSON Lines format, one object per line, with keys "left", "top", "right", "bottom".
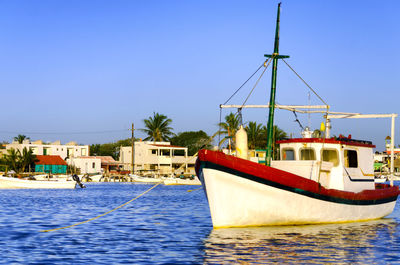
{"left": 276, "top": 138, "right": 375, "bottom": 148}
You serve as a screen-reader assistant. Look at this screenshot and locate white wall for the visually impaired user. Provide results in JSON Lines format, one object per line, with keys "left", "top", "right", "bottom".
{"left": 69, "top": 157, "right": 101, "bottom": 174}
{"left": 119, "top": 141, "right": 194, "bottom": 174}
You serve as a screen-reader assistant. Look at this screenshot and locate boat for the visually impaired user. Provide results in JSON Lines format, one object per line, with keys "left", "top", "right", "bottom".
{"left": 163, "top": 176, "right": 201, "bottom": 186}
{"left": 0, "top": 175, "right": 77, "bottom": 189}
{"left": 195, "top": 3, "right": 400, "bottom": 228}
{"left": 130, "top": 174, "right": 163, "bottom": 183}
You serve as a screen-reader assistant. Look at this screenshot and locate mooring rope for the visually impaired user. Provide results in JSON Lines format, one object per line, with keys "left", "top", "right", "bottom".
{"left": 187, "top": 187, "right": 202, "bottom": 192}
{"left": 40, "top": 182, "right": 162, "bottom": 233}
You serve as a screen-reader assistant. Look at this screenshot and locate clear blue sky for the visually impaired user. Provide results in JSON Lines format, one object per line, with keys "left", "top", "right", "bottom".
{"left": 0, "top": 0, "right": 399, "bottom": 150}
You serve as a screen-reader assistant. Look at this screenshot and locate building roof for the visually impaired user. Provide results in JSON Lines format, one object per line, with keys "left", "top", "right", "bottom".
{"left": 150, "top": 144, "right": 185, "bottom": 149}
{"left": 35, "top": 155, "right": 68, "bottom": 166}
{"left": 76, "top": 156, "right": 119, "bottom": 165}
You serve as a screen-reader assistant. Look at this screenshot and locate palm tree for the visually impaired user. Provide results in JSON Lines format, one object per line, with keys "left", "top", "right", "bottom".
{"left": 261, "top": 125, "right": 287, "bottom": 159}
{"left": 3, "top": 148, "right": 21, "bottom": 173}
{"left": 218, "top": 113, "right": 241, "bottom": 148}
{"left": 246, "top": 121, "right": 264, "bottom": 149}
{"left": 20, "top": 147, "right": 37, "bottom": 173}
{"left": 141, "top": 112, "right": 174, "bottom": 141}
{"left": 273, "top": 125, "right": 288, "bottom": 143}
{"left": 14, "top": 134, "right": 29, "bottom": 144}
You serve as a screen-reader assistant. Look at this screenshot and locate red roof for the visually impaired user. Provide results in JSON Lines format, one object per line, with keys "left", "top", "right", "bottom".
{"left": 35, "top": 155, "right": 67, "bottom": 166}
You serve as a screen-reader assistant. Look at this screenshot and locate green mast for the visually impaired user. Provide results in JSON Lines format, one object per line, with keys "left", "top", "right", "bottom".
{"left": 264, "top": 3, "right": 289, "bottom": 166}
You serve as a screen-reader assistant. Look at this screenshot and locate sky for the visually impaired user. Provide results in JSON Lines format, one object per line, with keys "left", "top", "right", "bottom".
{"left": 0, "top": 0, "right": 399, "bottom": 151}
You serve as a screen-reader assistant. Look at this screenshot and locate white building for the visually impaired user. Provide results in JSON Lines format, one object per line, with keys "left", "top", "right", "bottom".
{"left": 6, "top": 140, "right": 89, "bottom": 160}
{"left": 69, "top": 157, "right": 102, "bottom": 174}
{"left": 119, "top": 141, "right": 196, "bottom": 176}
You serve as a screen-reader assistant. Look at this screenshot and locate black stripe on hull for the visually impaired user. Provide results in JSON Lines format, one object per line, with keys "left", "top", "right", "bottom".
{"left": 201, "top": 161, "right": 398, "bottom": 206}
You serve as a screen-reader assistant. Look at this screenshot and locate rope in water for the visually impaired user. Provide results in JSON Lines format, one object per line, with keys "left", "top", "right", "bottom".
{"left": 187, "top": 187, "right": 202, "bottom": 192}
{"left": 40, "top": 182, "right": 162, "bottom": 233}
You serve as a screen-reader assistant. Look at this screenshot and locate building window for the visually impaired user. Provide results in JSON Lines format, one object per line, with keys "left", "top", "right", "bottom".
{"left": 344, "top": 150, "right": 358, "bottom": 168}
{"left": 161, "top": 150, "right": 170, "bottom": 156}
{"left": 43, "top": 148, "right": 50, "bottom": 155}
{"left": 81, "top": 149, "right": 87, "bottom": 156}
{"left": 151, "top": 150, "right": 157, "bottom": 155}
{"left": 322, "top": 149, "right": 339, "bottom": 167}
{"left": 300, "top": 148, "right": 315, "bottom": 160}
{"left": 92, "top": 162, "right": 95, "bottom": 169}
{"left": 282, "top": 148, "right": 295, "bottom": 160}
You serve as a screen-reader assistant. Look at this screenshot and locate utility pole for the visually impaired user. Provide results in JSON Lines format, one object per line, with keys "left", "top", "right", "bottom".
{"left": 131, "top": 123, "right": 135, "bottom": 175}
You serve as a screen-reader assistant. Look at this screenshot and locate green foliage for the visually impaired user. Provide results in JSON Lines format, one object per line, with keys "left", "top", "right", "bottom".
{"left": 141, "top": 112, "right": 174, "bottom": 141}
{"left": 246, "top": 121, "right": 264, "bottom": 149}
{"left": 90, "top": 143, "right": 119, "bottom": 159}
{"left": 90, "top": 138, "right": 134, "bottom": 160}
{"left": 1, "top": 147, "right": 37, "bottom": 173}
{"left": 170, "top": 130, "right": 212, "bottom": 156}
{"left": 271, "top": 125, "right": 288, "bottom": 160}
{"left": 218, "top": 112, "right": 241, "bottom": 148}
{"left": 116, "top": 139, "right": 132, "bottom": 146}
{"left": 245, "top": 122, "right": 287, "bottom": 159}
{"left": 14, "top": 135, "right": 29, "bottom": 144}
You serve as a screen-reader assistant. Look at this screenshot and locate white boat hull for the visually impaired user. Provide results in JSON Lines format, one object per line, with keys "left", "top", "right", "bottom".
{"left": 201, "top": 168, "right": 397, "bottom": 228}
{"left": 0, "top": 176, "right": 76, "bottom": 189}
{"left": 131, "top": 175, "right": 162, "bottom": 183}
{"left": 163, "top": 178, "right": 201, "bottom": 186}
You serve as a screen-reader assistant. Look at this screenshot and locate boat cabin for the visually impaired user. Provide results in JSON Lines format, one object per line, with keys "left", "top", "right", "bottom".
{"left": 272, "top": 136, "right": 375, "bottom": 193}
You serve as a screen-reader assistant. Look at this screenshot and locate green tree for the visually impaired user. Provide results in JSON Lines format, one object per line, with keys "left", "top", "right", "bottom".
{"left": 90, "top": 138, "right": 136, "bottom": 160}
{"left": 20, "top": 147, "right": 38, "bottom": 173}
{"left": 170, "top": 130, "right": 212, "bottom": 156}
{"left": 14, "top": 134, "right": 29, "bottom": 144}
{"left": 141, "top": 112, "right": 174, "bottom": 141}
{"left": 90, "top": 143, "right": 119, "bottom": 159}
{"left": 261, "top": 125, "right": 287, "bottom": 159}
{"left": 218, "top": 113, "right": 241, "bottom": 148}
{"left": 3, "top": 148, "right": 22, "bottom": 173}
{"left": 246, "top": 121, "right": 264, "bottom": 149}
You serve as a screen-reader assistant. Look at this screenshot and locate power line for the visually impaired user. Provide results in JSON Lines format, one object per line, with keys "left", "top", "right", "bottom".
{"left": 0, "top": 129, "right": 129, "bottom": 135}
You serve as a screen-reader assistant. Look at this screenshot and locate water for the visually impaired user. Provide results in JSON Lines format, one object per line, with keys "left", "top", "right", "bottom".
{"left": 1, "top": 183, "right": 400, "bottom": 264}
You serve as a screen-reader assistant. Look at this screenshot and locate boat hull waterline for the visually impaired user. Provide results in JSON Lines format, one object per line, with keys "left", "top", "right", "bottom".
{"left": 0, "top": 176, "right": 76, "bottom": 189}
{"left": 196, "top": 150, "right": 399, "bottom": 228}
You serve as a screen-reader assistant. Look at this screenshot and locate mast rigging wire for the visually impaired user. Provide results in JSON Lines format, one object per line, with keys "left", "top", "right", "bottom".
{"left": 222, "top": 60, "right": 268, "bottom": 105}
{"left": 218, "top": 60, "right": 270, "bottom": 149}
{"left": 282, "top": 58, "right": 328, "bottom": 106}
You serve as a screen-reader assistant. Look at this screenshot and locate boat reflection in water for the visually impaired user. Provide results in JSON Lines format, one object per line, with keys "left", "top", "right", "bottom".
{"left": 203, "top": 219, "right": 399, "bottom": 264}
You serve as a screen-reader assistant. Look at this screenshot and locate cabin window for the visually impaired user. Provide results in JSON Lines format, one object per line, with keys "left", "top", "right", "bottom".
{"left": 321, "top": 149, "right": 339, "bottom": 167}
{"left": 282, "top": 148, "right": 295, "bottom": 160}
{"left": 300, "top": 148, "right": 315, "bottom": 160}
{"left": 344, "top": 150, "right": 358, "bottom": 168}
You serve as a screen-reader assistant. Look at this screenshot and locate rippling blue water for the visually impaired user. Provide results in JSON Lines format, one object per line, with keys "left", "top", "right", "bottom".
{"left": 1, "top": 183, "right": 400, "bottom": 264}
